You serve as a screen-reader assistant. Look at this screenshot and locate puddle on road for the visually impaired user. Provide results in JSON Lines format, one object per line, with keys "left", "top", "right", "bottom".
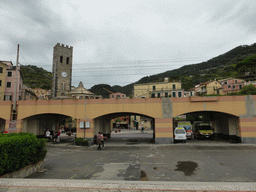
{"left": 174, "top": 161, "right": 198, "bottom": 176}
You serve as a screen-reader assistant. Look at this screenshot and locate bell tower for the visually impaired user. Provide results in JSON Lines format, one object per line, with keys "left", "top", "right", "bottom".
{"left": 51, "top": 43, "right": 73, "bottom": 98}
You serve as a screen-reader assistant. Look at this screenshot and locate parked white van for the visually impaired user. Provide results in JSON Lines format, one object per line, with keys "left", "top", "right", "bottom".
{"left": 174, "top": 127, "right": 187, "bottom": 143}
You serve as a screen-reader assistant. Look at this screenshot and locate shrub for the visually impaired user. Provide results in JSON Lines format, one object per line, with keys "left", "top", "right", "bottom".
{"left": 74, "top": 138, "right": 89, "bottom": 146}
{"left": 0, "top": 132, "right": 47, "bottom": 176}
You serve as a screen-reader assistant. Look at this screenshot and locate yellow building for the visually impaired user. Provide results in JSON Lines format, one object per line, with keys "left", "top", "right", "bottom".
{"left": 0, "top": 61, "right": 7, "bottom": 100}
{"left": 195, "top": 80, "right": 223, "bottom": 96}
{"left": 133, "top": 78, "right": 183, "bottom": 98}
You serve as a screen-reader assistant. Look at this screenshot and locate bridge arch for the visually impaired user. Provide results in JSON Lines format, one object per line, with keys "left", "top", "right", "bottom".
{"left": 22, "top": 113, "right": 75, "bottom": 137}
{"left": 174, "top": 110, "right": 240, "bottom": 142}
{"left": 93, "top": 112, "right": 155, "bottom": 141}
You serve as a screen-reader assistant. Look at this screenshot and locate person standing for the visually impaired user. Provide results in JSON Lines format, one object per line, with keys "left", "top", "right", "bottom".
{"left": 57, "top": 129, "right": 61, "bottom": 142}
{"left": 53, "top": 130, "right": 58, "bottom": 143}
{"left": 97, "top": 132, "right": 103, "bottom": 150}
{"left": 45, "top": 130, "right": 50, "bottom": 141}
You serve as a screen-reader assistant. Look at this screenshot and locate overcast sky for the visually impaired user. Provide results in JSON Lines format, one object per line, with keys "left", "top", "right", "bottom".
{"left": 1, "top": 0, "right": 256, "bottom": 89}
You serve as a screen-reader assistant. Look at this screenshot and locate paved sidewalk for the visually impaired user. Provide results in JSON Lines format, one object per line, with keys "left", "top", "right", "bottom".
{"left": 1, "top": 179, "right": 256, "bottom": 192}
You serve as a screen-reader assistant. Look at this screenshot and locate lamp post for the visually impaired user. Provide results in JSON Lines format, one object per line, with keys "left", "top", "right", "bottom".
{"left": 13, "top": 44, "right": 19, "bottom": 120}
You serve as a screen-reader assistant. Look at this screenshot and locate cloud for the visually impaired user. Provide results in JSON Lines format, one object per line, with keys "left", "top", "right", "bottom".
{"left": 1, "top": 0, "right": 256, "bottom": 88}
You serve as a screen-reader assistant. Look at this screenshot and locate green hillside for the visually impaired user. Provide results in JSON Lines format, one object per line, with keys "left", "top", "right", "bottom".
{"left": 20, "top": 65, "right": 52, "bottom": 90}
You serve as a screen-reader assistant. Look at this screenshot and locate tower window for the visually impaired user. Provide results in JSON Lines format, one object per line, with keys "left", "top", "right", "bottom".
{"left": 66, "top": 57, "right": 69, "bottom": 64}
{"left": 0, "top": 67, "right": 3, "bottom": 73}
{"left": 60, "top": 56, "right": 63, "bottom": 63}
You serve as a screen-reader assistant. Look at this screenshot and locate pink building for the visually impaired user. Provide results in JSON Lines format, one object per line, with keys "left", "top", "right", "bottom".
{"left": 219, "top": 78, "right": 245, "bottom": 95}
{"left": 109, "top": 92, "right": 127, "bottom": 99}
{"left": 1, "top": 61, "right": 23, "bottom": 101}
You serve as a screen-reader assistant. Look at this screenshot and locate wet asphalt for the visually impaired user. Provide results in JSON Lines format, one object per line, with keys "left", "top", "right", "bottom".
{"left": 26, "top": 136, "right": 256, "bottom": 182}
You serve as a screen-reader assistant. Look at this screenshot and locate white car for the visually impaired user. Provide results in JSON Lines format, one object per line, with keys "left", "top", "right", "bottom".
{"left": 174, "top": 127, "right": 187, "bottom": 143}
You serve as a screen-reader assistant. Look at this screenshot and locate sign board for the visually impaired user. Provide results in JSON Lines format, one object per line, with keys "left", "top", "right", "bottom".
{"left": 9, "top": 121, "right": 17, "bottom": 131}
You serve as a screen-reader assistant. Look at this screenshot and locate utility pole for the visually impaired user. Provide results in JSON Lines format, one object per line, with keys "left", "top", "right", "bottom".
{"left": 13, "top": 44, "right": 19, "bottom": 120}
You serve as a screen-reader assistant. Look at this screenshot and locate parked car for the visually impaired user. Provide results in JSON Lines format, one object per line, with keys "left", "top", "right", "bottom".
{"left": 178, "top": 121, "right": 193, "bottom": 139}
{"left": 174, "top": 127, "right": 187, "bottom": 143}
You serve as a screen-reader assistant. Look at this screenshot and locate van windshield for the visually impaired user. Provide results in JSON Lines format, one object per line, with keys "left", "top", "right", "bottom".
{"left": 175, "top": 129, "right": 185, "bottom": 134}
{"left": 199, "top": 125, "right": 212, "bottom": 130}
{"left": 184, "top": 126, "right": 192, "bottom": 131}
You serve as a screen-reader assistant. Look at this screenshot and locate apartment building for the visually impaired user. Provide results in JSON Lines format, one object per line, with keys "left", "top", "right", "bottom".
{"left": 133, "top": 78, "right": 184, "bottom": 98}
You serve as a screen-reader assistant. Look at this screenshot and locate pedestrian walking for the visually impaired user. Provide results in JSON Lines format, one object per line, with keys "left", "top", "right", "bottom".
{"left": 100, "top": 132, "right": 105, "bottom": 148}
{"left": 97, "top": 132, "right": 103, "bottom": 150}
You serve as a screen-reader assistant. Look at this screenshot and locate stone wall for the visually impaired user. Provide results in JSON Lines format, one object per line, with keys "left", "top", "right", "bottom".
{"left": 0, "top": 161, "right": 44, "bottom": 178}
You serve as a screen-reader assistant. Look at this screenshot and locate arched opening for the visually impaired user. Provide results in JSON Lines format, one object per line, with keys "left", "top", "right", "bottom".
{"left": 0, "top": 118, "right": 6, "bottom": 133}
{"left": 94, "top": 112, "right": 155, "bottom": 145}
{"left": 22, "top": 113, "right": 76, "bottom": 139}
{"left": 173, "top": 111, "right": 240, "bottom": 144}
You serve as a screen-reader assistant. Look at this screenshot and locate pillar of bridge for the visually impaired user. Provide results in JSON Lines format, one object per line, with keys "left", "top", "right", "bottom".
{"left": 0, "top": 118, "right": 5, "bottom": 133}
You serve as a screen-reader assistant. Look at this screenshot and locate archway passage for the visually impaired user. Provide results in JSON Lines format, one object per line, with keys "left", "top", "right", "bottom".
{"left": 173, "top": 111, "right": 240, "bottom": 144}
{"left": 22, "top": 113, "right": 75, "bottom": 137}
{"left": 0, "top": 118, "right": 6, "bottom": 133}
{"left": 94, "top": 112, "right": 155, "bottom": 145}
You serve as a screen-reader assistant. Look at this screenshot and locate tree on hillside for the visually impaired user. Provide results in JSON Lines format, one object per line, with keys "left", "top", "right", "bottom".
{"left": 239, "top": 84, "right": 256, "bottom": 95}
{"left": 89, "top": 84, "right": 115, "bottom": 98}
{"left": 235, "top": 55, "right": 256, "bottom": 74}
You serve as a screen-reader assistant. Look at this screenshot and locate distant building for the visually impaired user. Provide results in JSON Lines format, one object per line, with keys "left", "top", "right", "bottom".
{"left": 109, "top": 92, "right": 127, "bottom": 99}
{"left": 32, "top": 88, "right": 50, "bottom": 100}
{"left": 218, "top": 78, "right": 245, "bottom": 95}
{"left": 67, "top": 81, "right": 102, "bottom": 99}
{"left": 195, "top": 80, "right": 223, "bottom": 96}
{"left": 133, "top": 77, "right": 184, "bottom": 98}
{"left": 0, "top": 61, "right": 23, "bottom": 101}
{"left": 0, "top": 61, "right": 7, "bottom": 100}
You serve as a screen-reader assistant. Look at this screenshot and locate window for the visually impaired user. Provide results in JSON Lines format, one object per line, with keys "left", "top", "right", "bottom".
{"left": 224, "top": 82, "right": 227, "bottom": 84}
{"left": 117, "top": 95, "right": 120, "bottom": 98}
{"left": 151, "top": 93, "right": 155, "bottom": 98}
{"left": 165, "top": 92, "right": 168, "bottom": 97}
{"left": 178, "top": 92, "right": 182, "bottom": 97}
{"left": 61, "top": 83, "right": 65, "bottom": 90}
{"left": 153, "top": 86, "right": 156, "bottom": 90}
{"left": 7, "top": 72, "right": 12, "bottom": 77}
{"left": 239, "top": 85, "right": 242, "bottom": 90}
{"left": 235, "top": 80, "right": 237, "bottom": 83}
{"left": 66, "top": 57, "right": 69, "bottom": 64}
{"left": 4, "top": 95, "right": 12, "bottom": 101}
{"left": 0, "top": 67, "right": 3, "bottom": 73}
{"left": 172, "top": 84, "right": 176, "bottom": 89}
{"left": 172, "top": 92, "right": 176, "bottom": 97}
{"left": 112, "top": 95, "right": 114, "bottom": 98}
{"left": 157, "top": 93, "right": 161, "bottom": 98}
{"left": 0, "top": 80, "right": 1, "bottom": 86}
{"left": 228, "top": 85, "right": 231, "bottom": 88}
{"left": 7, "top": 82, "right": 11, "bottom": 88}
{"left": 60, "top": 56, "right": 63, "bottom": 63}
{"left": 233, "top": 85, "right": 235, "bottom": 90}
{"left": 122, "top": 95, "right": 124, "bottom": 97}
